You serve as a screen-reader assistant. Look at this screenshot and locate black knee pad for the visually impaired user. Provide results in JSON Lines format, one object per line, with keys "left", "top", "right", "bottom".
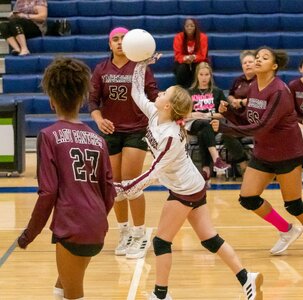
{"left": 284, "top": 198, "right": 303, "bottom": 216}
{"left": 153, "top": 236, "right": 172, "bottom": 256}
{"left": 0, "top": 22, "right": 11, "bottom": 39}
{"left": 201, "top": 234, "right": 225, "bottom": 253}
{"left": 239, "top": 195, "right": 264, "bottom": 210}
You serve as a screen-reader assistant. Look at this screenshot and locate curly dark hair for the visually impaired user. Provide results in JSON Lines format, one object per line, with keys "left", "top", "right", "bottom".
{"left": 255, "top": 46, "right": 288, "bottom": 73}
{"left": 41, "top": 56, "right": 91, "bottom": 114}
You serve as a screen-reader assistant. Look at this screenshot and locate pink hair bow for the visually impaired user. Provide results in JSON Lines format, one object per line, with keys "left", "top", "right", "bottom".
{"left": 176, "top": 119, "right": 185, "bottom": 126}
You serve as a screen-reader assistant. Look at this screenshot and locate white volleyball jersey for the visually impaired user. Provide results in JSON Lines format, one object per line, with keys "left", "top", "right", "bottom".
{"left": 122, "top": 63, "right": 205, "bottom": 197}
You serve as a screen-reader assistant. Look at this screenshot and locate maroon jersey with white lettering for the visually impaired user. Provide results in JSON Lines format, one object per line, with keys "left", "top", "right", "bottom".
{"left": 89, "top": 59, "right": 159, "bottom": 132}
{"left": 19, "top": 120, "right": 115, "bottom": 248}
{"left": 221, "top": 77, "right": 303, "bottom": 162}
{"left": 229, "top": 74, "right": 256, "bottom": 99}
{"left": 288, "top": 78, "right": 303, "bottom": 120}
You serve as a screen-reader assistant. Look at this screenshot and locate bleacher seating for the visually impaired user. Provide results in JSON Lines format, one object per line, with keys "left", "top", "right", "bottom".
{"left": 1, "top": 0, "right": 303, "bottom": 136}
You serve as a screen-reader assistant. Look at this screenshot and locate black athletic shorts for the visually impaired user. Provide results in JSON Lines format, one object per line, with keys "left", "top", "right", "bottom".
{"left": 52, "top": 235, "right": 103, "bottom": 257}
{"left": 101, "top": 131, "right": 148, "bottom": 155}
{"left": 167, "top": 188, "right": 207, "bottom": 208}
{"left": 249, "top": 155, "right": 303, "bottom": 175}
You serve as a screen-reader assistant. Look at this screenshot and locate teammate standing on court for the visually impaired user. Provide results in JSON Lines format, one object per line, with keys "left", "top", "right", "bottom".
{"left": 88, "top": 27, "right": 159, "bottom": 259}
{"left": 17, "top": 57, "right": 116, "bottom": 300}
{"left": 212, "top": 46, "right": 303, "bottom": 255}
{"left": 288, "top": 58, "right": 303, "bottom": 122}
{"left": 115, "top": 58, "right": 263, "bottom": 300}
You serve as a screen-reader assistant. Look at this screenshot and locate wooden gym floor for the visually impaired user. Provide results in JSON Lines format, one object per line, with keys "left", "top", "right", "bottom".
{"left": 0, "top": 153, "right": 302, "bottom": 299}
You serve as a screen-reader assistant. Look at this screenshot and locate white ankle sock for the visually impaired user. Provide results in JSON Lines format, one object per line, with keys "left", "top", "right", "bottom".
{"left": 53, "top": 287, "right": 64, "bottom": 299}
{"left": 118, "top": 222, "right": 129, "bottom": 231}
{"left": 133, "top": 225, "right": 145, "bottom": 238}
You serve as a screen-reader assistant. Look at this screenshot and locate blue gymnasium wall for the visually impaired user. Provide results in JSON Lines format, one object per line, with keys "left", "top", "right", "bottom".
{"left": 1, "top": 0, "right": 303, "bottom": 136}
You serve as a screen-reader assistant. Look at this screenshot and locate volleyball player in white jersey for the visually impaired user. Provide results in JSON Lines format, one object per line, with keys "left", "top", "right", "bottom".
{"left": 115, "top": 59, "right": 263, "bottom": 300}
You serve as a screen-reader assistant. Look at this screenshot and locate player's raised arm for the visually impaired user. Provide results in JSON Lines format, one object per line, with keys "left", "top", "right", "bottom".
{"left": 131, "top": 62, "right": 157, "bottom": 118}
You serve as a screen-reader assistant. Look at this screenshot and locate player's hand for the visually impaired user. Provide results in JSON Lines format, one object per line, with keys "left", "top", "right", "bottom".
{"left": 17, "top": 231, "right": 28, "bottom": 249}
{"left": 114, "top": 182, "right": 125, "bottom": 196}
{"left": 183, "top": 55, "right": 192, "bottom": 63}
{"left": 210, "top": 119, "right": 220, "bottom": 132}
{"left": 146, "top": 52, "right": 162, "bottom": 65}
{"left": 98, "top": 118, "right": 114, "bottom": 134}
{"left": 218, "top": 101, "right": 229, "bottom": 113}
{"left": 230, "top": 98, "right": 242, "bottom": 109}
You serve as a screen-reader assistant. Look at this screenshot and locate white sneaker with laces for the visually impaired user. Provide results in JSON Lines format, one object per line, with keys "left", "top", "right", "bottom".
{"left": 242, "top": 272, "right": 263, "bottom": 300}
{"left": 115, "top": 229, "right": 133, "bottom": 256}
{"left": 270, "top": 225, "right": 303, "bottom": 255}
{"left": 148, "top": 292, "right": 172, "bottom": 300}
{"left": 126, "top": 234, "right": 150, "bottom": 259}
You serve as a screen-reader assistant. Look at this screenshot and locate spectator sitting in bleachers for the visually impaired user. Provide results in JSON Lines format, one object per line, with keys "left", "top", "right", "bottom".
{"left": 223, "top": 50, "right": 256, "bottom": 174}
{"left": 186, "top": 62, "right": 230, "bottom": 188}
{"left": 0, "top": 0, "right": 47, "bottom": 56}
{"left": 173, "top": 18, "right": 208, "bottom": 88}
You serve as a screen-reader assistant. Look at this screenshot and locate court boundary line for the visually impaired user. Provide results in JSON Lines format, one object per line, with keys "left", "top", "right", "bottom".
{"left": 0, "top": 183, "right": 282, "bottom": 193}
{"left": 0, "top": 225, "right": 277, "bottom": 231}
{"left": 127, "top": 227, "right": 153, "bottom": 300}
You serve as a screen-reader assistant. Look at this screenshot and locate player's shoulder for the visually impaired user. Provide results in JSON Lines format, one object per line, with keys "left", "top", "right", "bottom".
{"left": 161, "top": 122, "right": 183, "bottom": 141}
{"left": 288, "top": 77, "right": 300, "bottom": 88}
{"left": 94, "top": 58, "right": 112, "bottom": 71}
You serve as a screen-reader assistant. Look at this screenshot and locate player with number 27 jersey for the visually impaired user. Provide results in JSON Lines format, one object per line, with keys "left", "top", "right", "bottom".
{"left": 19, "top": 120, "right": 115, "bottom": 248}
{"left": 89, "top": 59, "right": 158, "bottom": 132}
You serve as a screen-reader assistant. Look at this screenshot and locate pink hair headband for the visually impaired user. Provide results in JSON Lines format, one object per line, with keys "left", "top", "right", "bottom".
{"left": 109, "top": 27, "right": 129, "bottom": 40}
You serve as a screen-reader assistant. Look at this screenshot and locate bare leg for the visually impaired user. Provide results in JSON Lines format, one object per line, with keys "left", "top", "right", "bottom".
{"left": 208, "top": 146, "right": 219, "bottom": 162}
{"left": 6, "top": 37, "right": 21, "bottom": 52}
{"left": 121, "top": 147, "right": 147, "bottom": 226}
{"left": 110, "top": 153, "right": 129, "bottom": 222}
{"left": 277, "top": 165, "right": 303, "bottom": 224}
{"left": 239, "top": 160, "right": 248, "bottom": 173}
{"left": 55, "top": 277, "right": 63, "bottom": 288}
{"left": 155, "top": 201, "right": 192, "bottom": 286}
{"left": 241, "top": 166, "right": 275, "bottom": 217}
{"left": 56, "top": 243, "right": 90, "bottom": 299}
{"left": 15, "top": 34, "right": 30, "bottom": 55}
{"left": 188, "top": 205, "right": 243, "bottom": 274}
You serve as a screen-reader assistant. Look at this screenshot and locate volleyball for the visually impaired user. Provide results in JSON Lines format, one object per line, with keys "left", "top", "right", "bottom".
{"left": 122, "top": 29, "right": 156, "bottom": 62}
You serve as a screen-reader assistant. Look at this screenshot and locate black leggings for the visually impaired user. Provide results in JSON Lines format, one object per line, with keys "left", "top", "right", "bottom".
{"left": 189, "top": 119, "right": 216, "bottom": 167}
{"left": 0, "top": 18, "right": 41, "bottom": 39}
{"left": 173, "top": 61, "right": 199, "bottom": 88}
{"left": 221, "top": 134, "right": 248, "bottom": 163}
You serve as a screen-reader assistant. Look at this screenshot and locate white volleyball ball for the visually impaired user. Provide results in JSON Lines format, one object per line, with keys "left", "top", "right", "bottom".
{"left": 122, "top": 29, "right": 156, "bottom": 62}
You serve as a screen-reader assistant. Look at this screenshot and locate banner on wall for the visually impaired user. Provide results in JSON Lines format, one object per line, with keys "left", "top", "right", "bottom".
{"left": 0, "top": 100, "right": 25, "bottom": 174}
{"left": 0, "top": 118, "right": 14, "bottom": 163}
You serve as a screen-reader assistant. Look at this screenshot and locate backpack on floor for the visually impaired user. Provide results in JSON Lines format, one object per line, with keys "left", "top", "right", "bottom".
{"left": 47, "top": 18, "right": 71, "bottom": 36}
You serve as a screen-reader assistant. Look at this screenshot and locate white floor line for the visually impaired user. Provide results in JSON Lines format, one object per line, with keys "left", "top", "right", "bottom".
{"left": 0, "top": 225, "right": 276, "bottom": 231}
{"left": 127, "top": 227, "right": 153, "bottom": 300}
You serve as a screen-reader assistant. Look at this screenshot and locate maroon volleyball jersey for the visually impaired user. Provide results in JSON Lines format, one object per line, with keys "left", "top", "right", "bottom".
{"left": 19, "top": 120, "right": 115, "bottom": 248}
{"left": 89, "top": 59, "right": 159, "bottom": 132}
{"left": 222, "top": 77, "right": 303, "bottom": 162}
{"left": 288, "top": 78, "right": 303, "bottom": 120}
{"left": 229, "top": 74, "right": 256, "bottom": 99}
